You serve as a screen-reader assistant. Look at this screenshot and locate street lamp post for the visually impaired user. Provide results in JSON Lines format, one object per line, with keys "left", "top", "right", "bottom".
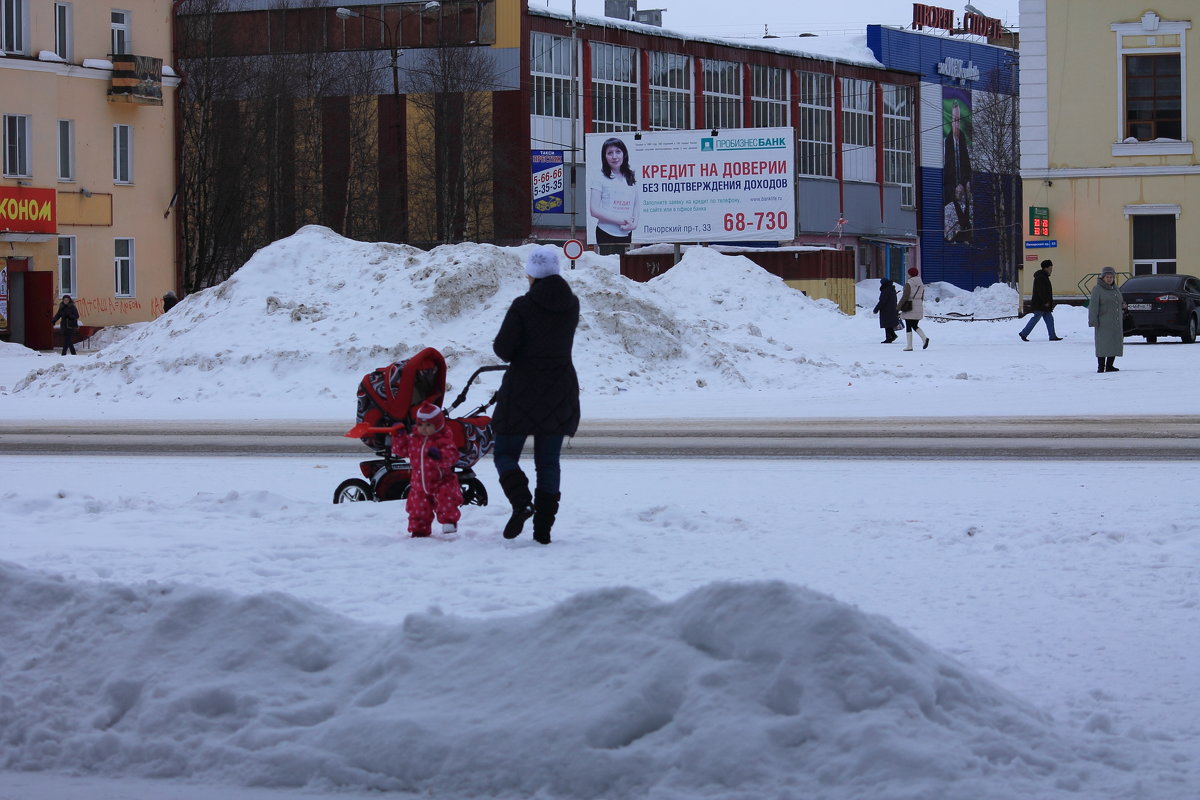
{"left": 336, "top": 2, "right": 440, "bottom": 241}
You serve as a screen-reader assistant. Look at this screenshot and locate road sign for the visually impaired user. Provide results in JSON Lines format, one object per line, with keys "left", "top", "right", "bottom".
{"left": 563, "top": 239, "right": 584, "bottom": 260}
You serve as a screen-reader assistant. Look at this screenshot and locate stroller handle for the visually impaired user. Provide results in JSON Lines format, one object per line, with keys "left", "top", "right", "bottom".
{"left": 448, "top": 364, "right": 508, "bottom": 411}
{"left": 344, "top": 422, "right": 406, "bottom": 439}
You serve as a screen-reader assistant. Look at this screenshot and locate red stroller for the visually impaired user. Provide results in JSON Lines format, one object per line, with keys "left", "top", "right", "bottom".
{"left": 333, "top": 347, "right": 504, "bottom": 505}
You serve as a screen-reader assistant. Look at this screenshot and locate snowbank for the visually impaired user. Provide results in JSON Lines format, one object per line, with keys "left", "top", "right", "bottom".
{"left": 0, "top": 562, "right": 1144, "bottom": 798}
{"left": 10, "top": 226, "right": 853, "bottom": 404}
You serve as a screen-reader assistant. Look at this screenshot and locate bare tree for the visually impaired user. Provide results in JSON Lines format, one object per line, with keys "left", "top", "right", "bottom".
{"left": 406, "top": 47, "right": 505, "bottom": 244}
{"left": 176, "top": 0, "right": 268, "bottom": 292}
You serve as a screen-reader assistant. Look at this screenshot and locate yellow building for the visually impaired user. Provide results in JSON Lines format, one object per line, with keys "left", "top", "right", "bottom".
{"left": 1020, "top": 1, "right": 1197, "bottom": 300}
{"left": 1, "top": 0, "right": 178, "bottom": 349}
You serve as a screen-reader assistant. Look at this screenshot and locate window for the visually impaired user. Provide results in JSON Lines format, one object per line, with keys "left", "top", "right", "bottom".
{"left": 3, "top": 114, "right": 30, "bottom": 177}
{"left": 113, "top": 124, "right": 133, "bottom": 183}
{"left": 2, "top": 0, "right": 27, "bottom": 54}
{"left": 1125, "top": 55, "right": 1181, "bottom": 141}
{"left": 531, "top": 32, "right": 571, "bottom": 119}
{"left": 1132, "top": 214, "right": 1176, "bottom": 275}
{"left": 840, "top": 77, "right": 875, "bottom": 182}
{"left": 702, "top": 59, "right": 742, "bottom": 129}
{"left": 590, "top": 42, "right": 637, "bottom": 133}
{"left": 58, "top": 237, "right": 76, "bottom": 297}
{"left": 111, "top": 9, "right": 131, "bottom": 54}
{"left": 751, "top": 65, "right": 788, "bottom": 128}
{"left": 57, "top": 120, "right": 74, "bottom": 181}
{"left": 1111, "top": 14, "right": 1191, "bottom": 155}
{"left": 114, "top": 238, "right": 135, "bottom": 296}
{"left": 797, "top": 71, "right": 833, "bottom": 177}
{"left": 54, "top": 2, "right": 71, "bottom": 60}
{"left": 648, "top": 52, "right": 691, "bottom": 131}
{"left": 882, "top": 84, "right": 915, "bottom": 207}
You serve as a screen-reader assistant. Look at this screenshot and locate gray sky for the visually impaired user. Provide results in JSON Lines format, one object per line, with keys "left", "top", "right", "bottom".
{"left": 533, "top": 0, "right": 1021, "bottom": 39}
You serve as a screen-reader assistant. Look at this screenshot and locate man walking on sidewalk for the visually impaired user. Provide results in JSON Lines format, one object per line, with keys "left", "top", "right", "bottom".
{"left": 1019, "top": 259, "right": 1063, "bottom": 342}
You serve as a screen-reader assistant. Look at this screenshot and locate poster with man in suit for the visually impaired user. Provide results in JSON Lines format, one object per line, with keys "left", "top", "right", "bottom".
{"left": 942, "top": 91, "right": 973, "bottom": 244}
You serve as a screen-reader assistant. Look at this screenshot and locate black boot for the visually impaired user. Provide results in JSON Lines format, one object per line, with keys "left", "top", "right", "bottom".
{"left": 499, "top": 469, "right": 534, "bottom": 539}
{"left": 532, "top": 489, "right": 560, "bottom": 545}
{"left": 1105, "top": 357, "right": 1119, "bottom": 372}
{"left": 1097, "top": 357, "right": 1106, "bottom": 373}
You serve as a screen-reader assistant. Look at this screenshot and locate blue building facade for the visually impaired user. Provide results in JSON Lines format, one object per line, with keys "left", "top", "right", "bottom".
{"left": 868, "top": 26, "right": 1020, "bottom": 290}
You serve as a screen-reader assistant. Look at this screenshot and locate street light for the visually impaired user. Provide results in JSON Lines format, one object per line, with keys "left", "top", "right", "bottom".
{"left": 336, "top": 2, "right": 440, "bottom": 102}
{"left": 336, "top": 2, "right": 440, "bottom": 241}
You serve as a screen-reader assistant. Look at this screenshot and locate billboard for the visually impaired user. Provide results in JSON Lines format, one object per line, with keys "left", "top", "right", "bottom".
{"left": 531, "top": 150, "right": 565, "bottom": 214}
{"left": 941, "top": 87, "right": 973, "bottom": 245}
{"left": 584, "top": 128, "right": 796, "bottom": 246}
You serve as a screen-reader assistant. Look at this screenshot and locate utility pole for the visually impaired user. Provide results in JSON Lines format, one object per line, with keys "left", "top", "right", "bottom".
{"left": 569, "top": 0, "right": 579, "bottom": 239}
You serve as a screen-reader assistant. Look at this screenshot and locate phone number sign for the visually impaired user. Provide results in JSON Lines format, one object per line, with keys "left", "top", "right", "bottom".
{"left": 585, "top": 128, "right": 796, "bottom": 244}
{"left": 532, "top": 150, "right": 565, "bottom": 214}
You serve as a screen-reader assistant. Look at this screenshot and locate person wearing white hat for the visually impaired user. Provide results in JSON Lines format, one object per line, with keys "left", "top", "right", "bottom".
{"left": 491, "top": 245, "right": 580, "bottom": 544}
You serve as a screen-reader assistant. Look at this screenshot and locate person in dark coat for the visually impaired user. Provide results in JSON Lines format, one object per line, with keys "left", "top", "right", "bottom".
{"left": 162, "top": 291, "right": 179, "bottom": 313}
{"left": 51, "top": 295, "right": 80, "bottom": 355}
{"left": 1019, "top": 259, "right": 1063, "bottom": 341}
{"left": 1089, "top": 266, "right": 1125, "bottom": 373}
{"left": 491, "top": 245, "right": 580, "bottom": 544}
{"left": 872, "top": 277, "right": 900, "bottom": 343}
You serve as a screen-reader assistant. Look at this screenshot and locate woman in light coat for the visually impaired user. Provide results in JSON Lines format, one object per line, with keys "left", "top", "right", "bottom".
{"left": 897, "top": 267, "right": 931, "bottom": 350}
{"left": 1088, "top": 266, "right": 1125, "bottom": 373}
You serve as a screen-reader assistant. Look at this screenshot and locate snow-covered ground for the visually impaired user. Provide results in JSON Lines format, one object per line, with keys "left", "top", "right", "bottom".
{"left": 1, "top": 227, "right": 1198, "bottom": 799}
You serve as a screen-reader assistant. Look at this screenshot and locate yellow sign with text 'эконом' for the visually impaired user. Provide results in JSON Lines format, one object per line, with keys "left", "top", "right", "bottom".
{"left": 0, "top": 186, "right": 57, "bottom": 234}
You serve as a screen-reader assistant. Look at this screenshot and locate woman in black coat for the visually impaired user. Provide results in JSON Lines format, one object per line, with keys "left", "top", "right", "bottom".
{"left": 51, "top": 295, "right": 80, "bottom": 355}
{"left": 492, "top": 245, "right": 580, "bottom": 544}
{"left": 872, "top": 278, "right": 900, "bottom": 343}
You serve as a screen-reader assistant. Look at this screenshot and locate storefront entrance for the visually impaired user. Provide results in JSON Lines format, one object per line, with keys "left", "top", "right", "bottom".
{"left": 2, "top": 258, "right": 54, "bottom": 350}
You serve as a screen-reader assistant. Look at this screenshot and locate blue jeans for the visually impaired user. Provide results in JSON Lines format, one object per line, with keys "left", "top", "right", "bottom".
{"left": 494, "top": 434, "right": 565, "bottom": 494}
{"left": 1020, "top": 311, "right": 1057, "bottom": 339}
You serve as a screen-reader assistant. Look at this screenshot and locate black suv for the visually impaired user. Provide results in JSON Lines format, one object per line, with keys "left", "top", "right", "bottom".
{"left": 1121, "top": 274, "right": 1200, "bottom": 343}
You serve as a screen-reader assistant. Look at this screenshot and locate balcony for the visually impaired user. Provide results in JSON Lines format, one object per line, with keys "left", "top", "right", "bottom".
{"left": 108, "top": 55, "right": 164, "bottom": 105}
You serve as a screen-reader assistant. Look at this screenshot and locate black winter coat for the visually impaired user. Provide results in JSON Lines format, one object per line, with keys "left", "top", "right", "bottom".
{"left": 872, "top": 279, "right": 900, "bottom": 330}
{"left": 491, "top": 274, "right": 580, "bottom": 436}
{"left": 1030, "top": 268, "right": 1055, "bottom": 312}
{"left": 52, "top": 301, "right": 79, "bottom": 329}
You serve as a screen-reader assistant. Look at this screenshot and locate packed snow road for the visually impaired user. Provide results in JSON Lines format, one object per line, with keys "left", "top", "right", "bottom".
{"left": 3, "top": 416, "right": 1200, "bottom": 459}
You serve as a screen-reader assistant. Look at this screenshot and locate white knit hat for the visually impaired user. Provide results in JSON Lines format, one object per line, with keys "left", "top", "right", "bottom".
{"left": 525, "top": 245, "right": 561, "bottom": 279}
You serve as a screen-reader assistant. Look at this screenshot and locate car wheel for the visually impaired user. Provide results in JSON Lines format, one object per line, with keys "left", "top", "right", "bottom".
{"left": 1146, "top": 335, "right": 1157, "bottom": 344}
{"left": 1184, "top": 316, "right": 1198, "bottom": 344}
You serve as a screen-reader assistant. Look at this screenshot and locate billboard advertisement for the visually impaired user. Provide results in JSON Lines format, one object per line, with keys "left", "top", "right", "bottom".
{"left": 941, "top": 87, "right": 973, "bottom": 245}
{"left": 0, "top": 264, "right": 7, "bottom": 333}
{"left": 531, "top": 150, "right": 565, "bottom": 214}
{"left": 584, "top": 127, "right": 796, "bottom": 247}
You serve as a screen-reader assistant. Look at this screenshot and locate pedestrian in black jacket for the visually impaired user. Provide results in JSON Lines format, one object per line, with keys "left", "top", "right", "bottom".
{"left": 1019, "top": 259, "right": 1063, "bottom": 341}
{"left": 51, "top": 295, "right": 80, "bottom": 355}
{"left": 872, "top": 277, "right": 900, "bottom": 343}
{"left": 492, "top": 245, "right": 580, "bottom": 544}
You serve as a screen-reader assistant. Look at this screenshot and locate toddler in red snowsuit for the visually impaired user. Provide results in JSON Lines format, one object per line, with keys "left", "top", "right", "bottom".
{"left": 390, "top": 402, "right": 463, "bottom": 537}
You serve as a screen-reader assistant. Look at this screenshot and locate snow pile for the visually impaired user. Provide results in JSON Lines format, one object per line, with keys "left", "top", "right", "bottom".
{"left": 0, "top": 562, "right": 1141, "bottom": 799}
{"left": 11, "top": 225, "right": 855, "bottom": 404}
{"left": 0, "top": 339, "right": 37, "bottom": 358}
{"left": 855, "top": 279, "right": 1020, "bottom": 320}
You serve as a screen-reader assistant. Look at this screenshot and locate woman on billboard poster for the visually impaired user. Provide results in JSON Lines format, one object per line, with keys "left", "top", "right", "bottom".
{"left": 589, "top": 137, "right": 639, "bottom": 254}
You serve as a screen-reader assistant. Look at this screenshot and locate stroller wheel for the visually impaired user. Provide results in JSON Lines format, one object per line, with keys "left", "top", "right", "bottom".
{"left": 333, "top": 478, "right": 375, "bottom": 504}
{"left": 461, "top": 477, "right": 489, "bottom": 507}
